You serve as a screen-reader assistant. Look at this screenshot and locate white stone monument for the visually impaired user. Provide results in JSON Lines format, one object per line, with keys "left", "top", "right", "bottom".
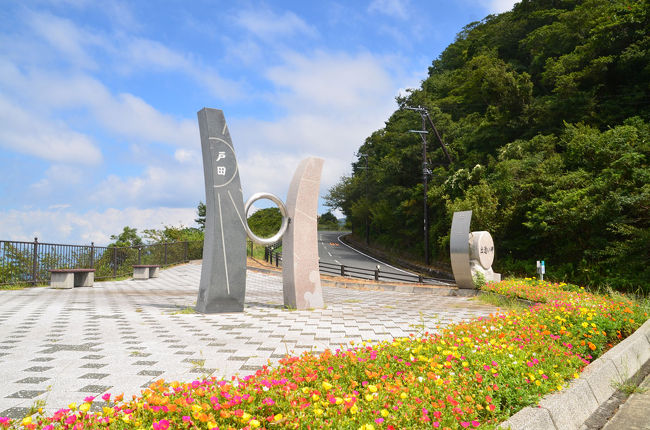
{"left": 450, "top": 210, "right": 500, "bottom": 288}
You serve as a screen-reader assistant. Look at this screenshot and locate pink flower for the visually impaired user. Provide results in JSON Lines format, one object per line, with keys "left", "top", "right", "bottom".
{"left": 375, "top": 418, "right": 384, "bottom": 424}
{"left": 182, "top": 416, "right": 192, "bottom": 422}
{"left": 84, "top": 396, "right": 95, "bottom": 402}
{"left": 153, "top": 419, "right": 170, "bottom": 430}
{"left": 433, "top": 423, "right": 440, "bottom": 428}
{"left": 101, "top": 393, "right": 111, "bottom": 402}
{"left": 65, "top": 415, "right": 77, "bottom": 425}
{"left": 461, "top": 422, "right": 470, "bottom": 428}
{"left": 472, "top": 421, "right": 480, "bottom": 427}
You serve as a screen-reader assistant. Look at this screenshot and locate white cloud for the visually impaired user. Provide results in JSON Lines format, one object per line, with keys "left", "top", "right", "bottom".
{"left": 472, "top": 0, "right": 519, "bottom": 14}
{"left": 367, "top": 0, "right": 409, "bottom": 20}
{"left": 234, "top": 8, "right": 317, "bottom": 40}
{"left": 0, "top": 207, "right": 197, "bottom": 245}
{"left": 0, "top": 64, "right": 198, "bottom": 149}
{"left": 92, "top": 164, "right": 203, "bottom": 208}
{"left": 119, "top": 38, "right": 244, "bottom": 100}
{"left": 229, "top": 51, "right": 403, "bottom": 199}
{"left": 26, "top": 10, "right": 104, "bottom": 69}
{"left": 0, "top": 95, "right": 103, "bottom": 164}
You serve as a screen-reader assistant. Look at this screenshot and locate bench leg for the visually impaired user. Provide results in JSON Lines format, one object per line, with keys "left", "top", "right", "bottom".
{"left": 50, "top": 273, "right": 74, "bottom": 289}
{"left": 133, "top": 267, "right": 150, "bottom": 280}
{"left": 149, "top": 267, "right": 160, "bottom": 278}
{"left": 74, "top": 272, "right": 94, "bottom": 287}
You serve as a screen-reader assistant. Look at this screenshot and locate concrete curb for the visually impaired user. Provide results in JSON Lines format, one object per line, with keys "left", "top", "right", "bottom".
{"left": 500, "top": 318, "right": 650, "bottom": 430}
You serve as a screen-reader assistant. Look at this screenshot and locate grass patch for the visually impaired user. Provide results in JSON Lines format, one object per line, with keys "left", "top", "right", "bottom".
{"left": 474, "top": 291, "right": 530, "bottom": 311}
{"left": 170, "top": 306, "right": 196, "bottom": 315}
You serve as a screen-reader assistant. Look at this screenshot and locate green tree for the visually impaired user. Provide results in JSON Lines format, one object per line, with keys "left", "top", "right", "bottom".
{"left": 247, "top": 208, "right": 282, "bottom": 239}
{"left": 195, "top": 201, "right": 206, "bottom": 231}
{"left": 328, "top": 0, "right": 650, "bottom": 291}
{"left": 109, "top": 226, "right": 143, "bottom": 247}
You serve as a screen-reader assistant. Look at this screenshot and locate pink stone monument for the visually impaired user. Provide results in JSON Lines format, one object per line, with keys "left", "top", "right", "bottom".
{"left": 282, "top": 157, "right": 325, "bottom": 310}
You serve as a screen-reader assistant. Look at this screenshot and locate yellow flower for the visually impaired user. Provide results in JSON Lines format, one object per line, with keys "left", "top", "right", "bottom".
{"left": 68, "top": 402, "right": 77, "bottom": 410}
{"left": 335, "top": 397, "right": 343, "bottom": 405}
{"left": 365, "top": 394, "right": 374, "bottom": 402}
{"left": 322, "top": 381, "right": 333, "bottom": 391}
{"left": 314, "top": 408, "right": 323, "bottom": 416}
{"left": 22, "top": 416, "right": 32, "bottom": 426}
{"left": 367, "top": 384, "right": 377, "bottom": 393}
{"left": 274, "top": 414, "right": 283, "bottom": 422}
{"left": 250, "top": 419, "right": 261, "bottom": 428}
{"left": 242, "top": 412, "right": 251, "bottom": 422}
{"left": 350, "top": 405, "right": 359, "bottom": 414}
{"left": 400, "top": 392, "right": 407, "bottom": 399}
{"left": 381, "top": 409, "right": 389, "bottom": 417}
{"left": 312, "top": 394, "right": 320, "bottom": 401}
{"left": 80, "top": 403, "right": 91, "bottom": 413}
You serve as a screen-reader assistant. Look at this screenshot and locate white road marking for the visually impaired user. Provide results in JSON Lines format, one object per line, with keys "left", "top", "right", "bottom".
{"left": 336, "top": 234, "right": 412, "bottom": 275}
{"left": 328, "top": 252, "right": 332, "bottom": 257}
{"left": 334, "top": 260, "right": 341, "bottom": 265}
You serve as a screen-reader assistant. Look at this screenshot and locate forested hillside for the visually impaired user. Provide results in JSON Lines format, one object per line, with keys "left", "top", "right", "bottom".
{"left": 326, "top": 0, "right": 649, "bottom": 291}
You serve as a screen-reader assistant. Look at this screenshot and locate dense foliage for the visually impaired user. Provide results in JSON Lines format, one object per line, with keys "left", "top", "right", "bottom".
{"left": 247, "top": 208, "right": 283, "bottom": 239}
{"left": 3, "top": 279, "right": 647, "bottom": 429}
{"left": 326, "top": 0, "right": 649, "bottom": 291}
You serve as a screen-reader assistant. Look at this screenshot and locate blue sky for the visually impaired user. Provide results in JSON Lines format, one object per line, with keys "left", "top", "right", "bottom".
{"left": 0, "top": 0, "right": 517, "bottom": 245}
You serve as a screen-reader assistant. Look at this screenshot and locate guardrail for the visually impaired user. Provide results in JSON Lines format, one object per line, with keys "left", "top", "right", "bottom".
{"left": 263, "top": 250, "right": 453, "bottom": 285}
{"left": 0, "top": 238, "right": 203, "bottom": 286}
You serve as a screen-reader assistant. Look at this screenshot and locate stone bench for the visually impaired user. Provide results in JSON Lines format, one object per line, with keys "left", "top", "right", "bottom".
{"left": 133, "top": 265, "right": 161, "bottom": 280}
{"left": 50, "top": 269, "right": 95, "bottom": 289}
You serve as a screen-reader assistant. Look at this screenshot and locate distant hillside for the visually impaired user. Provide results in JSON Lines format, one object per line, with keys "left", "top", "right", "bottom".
{"left": 327, "top": 0, "right": 649, "bottom": 291}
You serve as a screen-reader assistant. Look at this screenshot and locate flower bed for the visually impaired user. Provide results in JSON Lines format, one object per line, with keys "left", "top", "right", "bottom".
{"left": 2, "top": 279, "right": 647, "bottom": 430}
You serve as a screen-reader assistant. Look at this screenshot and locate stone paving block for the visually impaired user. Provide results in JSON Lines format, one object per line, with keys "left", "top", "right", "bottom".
{"left": 499, "top": 406, "right": 556, "bottom": 430}
{"left": 0, "top": 264, "right": 497, "bottom": 415}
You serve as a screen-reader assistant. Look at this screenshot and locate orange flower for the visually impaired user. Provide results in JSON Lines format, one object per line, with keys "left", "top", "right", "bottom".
{"left": 588, "top": 342, "right": 596, "bottom": 351}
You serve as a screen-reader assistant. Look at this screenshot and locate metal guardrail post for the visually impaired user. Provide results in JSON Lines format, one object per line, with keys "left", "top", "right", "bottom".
{"left": 340, "top": 265, "right": 345, "bottom": 276}
{"left": 112, "top": 246, "right": 117, "bottom": 278}
{"left": 264, "top": 247, "right": 268, "bottom": 262}
{"left": 138, "top": 247, "right": 141, "bottom": 264}
{"left": 184, "top": 241, "right": 188, "bottom": 262}
{"left": 90, "top": 242, "right": 95, "bottom": 268}
{"left": 164, "top": 243, "right": 168, "bottom": 266}
{"left": 374, "top": 268, "right": 379, "bottom": 281}
{"left": 418, "top": 274, "right": 423, "bottom": 283}
{"left": 275, "top": 253, "right": 279, "bottom": 267}
{"left": 32, "top": 237, "right": 38, "bottom": 286}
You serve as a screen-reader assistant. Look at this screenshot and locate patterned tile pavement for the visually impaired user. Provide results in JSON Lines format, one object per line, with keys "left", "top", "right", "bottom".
{"left": 0, "top": 263, "right": 496, "bottom": 419}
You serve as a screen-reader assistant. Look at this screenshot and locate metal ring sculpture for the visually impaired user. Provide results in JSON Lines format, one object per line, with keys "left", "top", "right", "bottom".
{"left": 243, "top": 192, "right": 289, "bottom": 246}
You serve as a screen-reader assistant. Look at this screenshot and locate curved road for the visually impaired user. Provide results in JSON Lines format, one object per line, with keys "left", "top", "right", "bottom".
{"left": 317, "top": 231, "right": 453, "bottom": 285}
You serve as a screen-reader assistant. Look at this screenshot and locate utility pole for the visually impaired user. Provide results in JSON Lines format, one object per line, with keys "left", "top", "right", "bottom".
{"left": 406, "top": 105, "right": 452, "bottom": 266}
{"left": 407, "top": 107, "right": 431, "bottom": 265}
{"left": 357, "top": 152, "right": 370, "bottom": 245}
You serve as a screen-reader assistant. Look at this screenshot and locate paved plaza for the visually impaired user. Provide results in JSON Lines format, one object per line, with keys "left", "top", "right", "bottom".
{"left": 0, "top": 262, "right": 496, "bottom": 419}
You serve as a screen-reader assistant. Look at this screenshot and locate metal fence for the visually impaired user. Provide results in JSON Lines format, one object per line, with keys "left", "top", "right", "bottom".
{"left": 0, "top": 238, "right": 203, "bottom": 286}
{"left": 263, "top": 248, "right": 452, "bottom": 284}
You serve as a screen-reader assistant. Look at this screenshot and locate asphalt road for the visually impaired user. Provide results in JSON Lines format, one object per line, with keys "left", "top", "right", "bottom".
{"left": 317, "top": 231, "right": 421, "bottom": 282}
{"left": 317, "top": 231, "right": 454, "bottom": 285}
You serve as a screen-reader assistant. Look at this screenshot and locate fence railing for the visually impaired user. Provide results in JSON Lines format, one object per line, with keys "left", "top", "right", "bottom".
{"left": 0, "top": 238, "right": 204, "bottom": 286}
{"left": 262, "top": 248, "right": 452, "bottom": 285}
